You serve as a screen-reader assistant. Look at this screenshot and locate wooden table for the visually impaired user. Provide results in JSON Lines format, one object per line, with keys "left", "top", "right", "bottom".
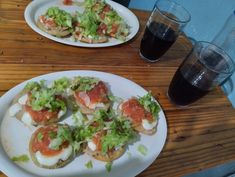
{"left": 1, "top": 1, "right": 235, "bottom": 177}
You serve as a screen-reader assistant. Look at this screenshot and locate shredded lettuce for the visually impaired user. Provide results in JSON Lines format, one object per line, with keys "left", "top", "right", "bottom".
{"left": 11, "top": 154, "right": 29, "bottom": 162}
{"left": 76, "top": 10, "right": 100, "bottom": 39}
{"left": 51, "top": 77, "right": 70, "bottom": 94}
{"left": 72, "top": 110, "right": 87, "bottom": 126}
{"left": 101, "top": 118, "right": 136, "bottom": 154}
{"left": 71, "top": 76, "right": 99, "bottom": 92}
{"left": 49, "top": 126, "right": 73, "bottom": 150}
{"left": 46, "top": 7, "right": 73, "bottom": 28}
{"left": 105, "top": 162, "right": 112, "bottom": 172}
{"left": 137, "top": 144, "right": 148, "bottom": 156}
{"left": 29, "top": 88, "right": 66, "bottom": 111}
{"left": 138, "top": 92, "right": 160, "bottom": 117}
{"left": 85, "top": 160, "right": 93, "bottom": 169}
{"left": 37, "top": 132, "right": 44, "bottom": 141}
{"left": 24, "top": 81, "right": 42, "bottom": 91}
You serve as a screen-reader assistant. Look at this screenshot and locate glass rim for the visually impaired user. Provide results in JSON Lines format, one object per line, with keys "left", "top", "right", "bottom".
{"left": 197, "top": 41, "right": 235, "bottom": 75}
{"left": 155, "top": 0, "right": 191, "bottom": 24}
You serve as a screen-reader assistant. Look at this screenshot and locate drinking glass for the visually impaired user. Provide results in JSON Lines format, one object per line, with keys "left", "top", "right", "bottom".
{"left": 139, "top": 0, "right": 191, "bottom": 62}
{"left": 168, "top": 41, "right": 235, "bottom": 106}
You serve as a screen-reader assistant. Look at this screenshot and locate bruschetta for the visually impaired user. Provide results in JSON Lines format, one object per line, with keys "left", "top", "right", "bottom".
{"left": 9, "top": 81, "right": 67, "bottom": 126}
{"left": 69, "top": 76, "right": 111, "bottom": 114}
{"left": 83, "top": 110, "right": 136, "bottom": 162}
{"left": 84, "top": 0, "right": 129, "bottom": 40}
{"left": 119, "top": 93, "right": 160, "bottom": 135}
{"left": 73, "top": 11, "right": 108, "bottom": 43}
{"left": 37, "top": 7, "right": 73, "bottom": 37}
{"left": 29, "top": 124, "right": 74, "bottom": 169}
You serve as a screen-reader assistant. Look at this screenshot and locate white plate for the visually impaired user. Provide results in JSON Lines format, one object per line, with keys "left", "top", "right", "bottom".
{"left": 0, "top": 70, "right": 167, "bottom": 177}
{"left": 24, "top": 0, "right": 139, "bottom": 48}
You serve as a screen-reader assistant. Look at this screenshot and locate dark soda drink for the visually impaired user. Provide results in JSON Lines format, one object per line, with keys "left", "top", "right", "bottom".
{"left": 168, "top": 67, "right": 210, "bottom": 106}
{"left": 140, "top": 21, "right": 177, "bottom": 61}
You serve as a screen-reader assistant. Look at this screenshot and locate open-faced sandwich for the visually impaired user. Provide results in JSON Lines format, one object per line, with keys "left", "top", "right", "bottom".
{"left": 9, "top": 81, "right": 67, "bottom": 126}
{"left": 119, "top": 93, "right": 160, "bottom": 135}
{"left": 73, "top": 109, "right": 136, "bottom": 162}
{"left": 69, "top": 76, "right": 111, "bottom": 114}
{"left": 29, "top": 124, "right": 74, "bottom": 169}
{"left": 37, "top": 7, "right": 73, "bottom": 37}
{"left": 73, "top": 10, "right": 108, "bottom": 43}
{"left": 84, "top": 0, "right": 129, "bottom": 40}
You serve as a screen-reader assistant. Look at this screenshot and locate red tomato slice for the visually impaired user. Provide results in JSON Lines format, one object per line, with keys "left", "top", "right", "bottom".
{"left": 31, "top": 126, "right": 68, "bottom": 156}
{"left": 121, "top": 98, "right": 153, "bottom": 125}
{"left": 63, "top": 0, "right": 73, "bottom": 5}
{"left": 25, "top": 105, "right": 59, "bottom": 123}
{"left": 74, "top": 81, "right": 109, "bottom": 108}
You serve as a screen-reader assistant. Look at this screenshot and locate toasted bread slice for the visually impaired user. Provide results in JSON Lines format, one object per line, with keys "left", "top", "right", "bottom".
{"left": 29, "top": 125, "right": 74, "bottom": 169}
{"left": 73, "top": 30, "right": 108, "bottom": 44}
{"left": 85, "top": 145, "right": 125, "bottom": 162}
{"left": 37, "top": 19, "right": 71, "bottom": 37}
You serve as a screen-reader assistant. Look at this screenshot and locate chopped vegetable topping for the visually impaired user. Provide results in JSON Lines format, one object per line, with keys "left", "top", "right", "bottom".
{"left": 11, "top": 154, "right": 29, "bottom": 162}
{"left": 37, "top": 132, "right": 44, "bottom": 141}
{"left": 51, "top": 77, "right": 70, "bottom": 93}
{"left": 105, "top": 162, "right": 112, "bottom": 172}
{"left": 138, "top": 92, "right": 160, "bottom": 118}
{"left": 29, "top": 88, "right": 66, "bottom": 112}
{"left": 85, "top": 160, "right": 93, "bottom": 169}
{"left": 137, "top": 144, "right": 148, "bottom": 156}
{"left": 49, "top": 126, "right": 73, "bottom": 150}
{"left": 71, "top": 76, "right": 99, "bottom": 92}
{"left": 46, "top": 7, "right": 73, "bottom": 28}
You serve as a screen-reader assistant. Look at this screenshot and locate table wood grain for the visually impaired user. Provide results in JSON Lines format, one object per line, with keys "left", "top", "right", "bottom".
{"left": 1, "top": 0, "right": 235, "bottom": 177}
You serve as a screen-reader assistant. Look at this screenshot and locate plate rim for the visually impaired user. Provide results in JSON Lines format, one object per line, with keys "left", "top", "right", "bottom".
{"left": 24, "top": 0, "right": 140, "bottom": 48}
{"left": 0, "top": 70, "right": 167, "bottom": 177}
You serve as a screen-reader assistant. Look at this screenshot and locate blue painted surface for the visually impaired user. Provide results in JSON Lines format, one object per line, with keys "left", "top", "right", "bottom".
{"left": 129, "top": 0, "right": 235, "bottom": 108}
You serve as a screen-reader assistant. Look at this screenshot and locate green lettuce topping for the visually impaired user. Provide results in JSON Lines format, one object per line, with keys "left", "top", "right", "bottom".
{"left": 105, "top": 162, "right": 112, "bottom": 172}
{"left": 11, "top": 154, "right": 29, "bottom": 162}
{"left": 46, "top": 7, "right": 73, "bottom": 28}
{"left": 24, "top": 81, "right": 43, "bottom": 92}
{"left": 70, "top": 76, "right": 99, "bottom": 92}
{"left": 138, "top": 92, "right": 160, "bottom": 117}
{"left": 84, "top": 0, "right": 105, "bottom": 12}
{"left": 85, "top": 160, "right": 93, "bottom": 169}
{"left": 29, "top": 88, "right": 66, "bottom": 112}
{"left": 51, "top": 77, "right": 70, "bottom": 94}
{"left": 137, "top": 144, "right": 148, "bottom": 156}
{"left": 49, "top": 126, "right": 73, "bottom": 150}
{"left": 101, "top": 118, "right": 136, "bottom": 154}
{"left": 76, "top": 11, "right": 100, "bottom": 39}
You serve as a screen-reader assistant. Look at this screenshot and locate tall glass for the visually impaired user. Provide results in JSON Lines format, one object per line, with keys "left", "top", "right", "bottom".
{"left": 168, "top": 41, "right": 235, "bottom": 106}
{"left": 139, "top": 0, "right": 191, "bottom": 62}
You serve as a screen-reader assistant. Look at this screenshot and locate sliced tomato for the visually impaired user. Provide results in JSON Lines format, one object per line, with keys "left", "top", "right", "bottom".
{"left": 92, "top": 131, "right": 104, "bottom": 151}
{"left": 97, "top": 23, "right": 107, "bottom": 34}
{"left": 74, "top": 81, "right": 109, "bottom": 108}
{"left": 121, "top": 98, "right": 154, "bottom": 125}
{"left": 31, "top": 125, "right": 68, "bottom": 156}
{"left": 109, "top": 23, "right": 119, "bottom": 37}
{"left": 25, "top": 105, "right": 59, "bottom": 123}
{"left": 103, "top": 5, "right": 111, "bottom": 12}
{"left": 63, "top": 0, "right": 73, "bottom": 5}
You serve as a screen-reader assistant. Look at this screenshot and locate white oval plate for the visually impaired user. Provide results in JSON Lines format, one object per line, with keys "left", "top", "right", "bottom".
{"left": 24, "top": 0, "right": 139, "bottom": 48}
{"left": 0, "top": 70, "right": 167, "bottom": 177}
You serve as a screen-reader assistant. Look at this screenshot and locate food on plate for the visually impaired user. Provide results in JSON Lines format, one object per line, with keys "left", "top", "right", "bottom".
{"left": 6, "top": 75, "right": 161, "bottom": 170}
{"left": 29, "top": 124, "right": 74, "bottom": 169}
{"left": 9, "top": 81, "right": 67, "bottom": 126}
{"left": 73, "top": 11, "right": 108, "bottom": 43}
{"left": 37, "top": 7, "right": 73, "bottom": 37}
{"left": 84, "top": 0, "right": 129, "bottom": 40}
{"left": 73, "top": 109, "right": 136, "bottom": 162}
{"left": 120, "top": 93, "right": 160, "bottom": 135}
{"left": 69, "top": 76, "right": 111, "bottom": 114}
{"left": 37, "top": 0, "right": 130, "bottom": 43}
